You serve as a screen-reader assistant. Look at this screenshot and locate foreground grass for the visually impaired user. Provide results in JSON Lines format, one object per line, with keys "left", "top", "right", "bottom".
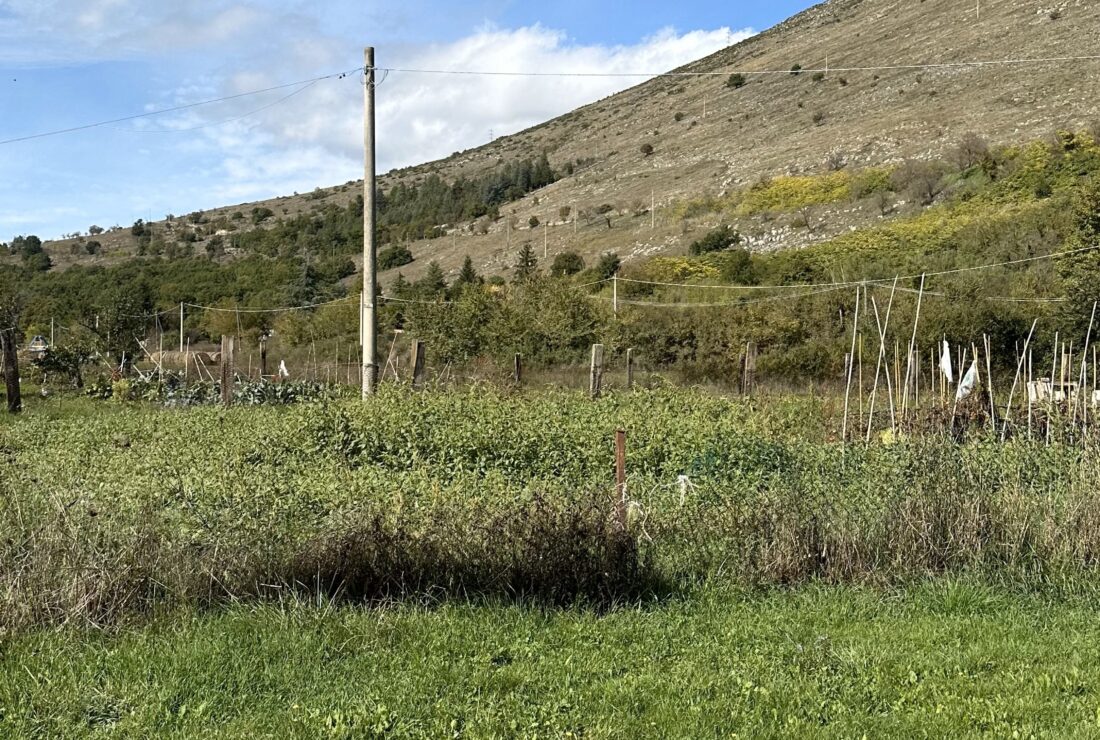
{"left": 4, "top": 583, "right": 1100, "bottom": 737}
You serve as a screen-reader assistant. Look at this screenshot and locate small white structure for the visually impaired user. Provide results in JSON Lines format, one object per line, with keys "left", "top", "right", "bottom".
{"left": 26, "top": 335, "right": 49, "bottom": 360}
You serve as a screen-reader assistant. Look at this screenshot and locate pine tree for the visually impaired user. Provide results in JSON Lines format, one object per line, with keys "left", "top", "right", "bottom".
{"left": 417, "top": 261, "right": 448, "bottom": 297}
{"left": 391, "top": 272, "right": 411, "bottom": 298}
{"left": 456, "top": 255, "right": 480, "bottom": 286}
{"left": 513, "top": 243, "right": 538, "bottom": 283}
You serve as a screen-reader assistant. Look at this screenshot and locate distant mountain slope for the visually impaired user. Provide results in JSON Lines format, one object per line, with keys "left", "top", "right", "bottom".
{"left": 33, "top": 0, "right": 1100, "bottom": 280}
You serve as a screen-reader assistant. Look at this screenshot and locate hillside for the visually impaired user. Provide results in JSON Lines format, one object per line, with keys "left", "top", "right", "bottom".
{"left": 22, "top": 0, "right": 1100, "bottom": 283}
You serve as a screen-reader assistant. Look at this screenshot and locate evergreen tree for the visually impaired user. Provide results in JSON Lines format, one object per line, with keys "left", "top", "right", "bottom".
{"left": 455, "top": 255, "right": 481, "bottom": 287}
{"left": 513, "top": 243, "right": 539, "bottom": 283}
{"left": 390, "top": 272, "right": 411, "bottom": 298}
{"left": 417, "top": 261, "right": 448, "bottom": 297}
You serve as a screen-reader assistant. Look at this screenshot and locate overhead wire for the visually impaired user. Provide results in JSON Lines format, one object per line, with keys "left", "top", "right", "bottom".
{"left": 615, "top": 244, "right": 1100, "bottom": 293}
{"left": 376, "top": 53, "right": 1100, "bottom": 79}
{"left": 127, "top": 79, "right": 323, "bottom": 134}
{"left": 0, "top": 65, "right": 364, "bottom": 146}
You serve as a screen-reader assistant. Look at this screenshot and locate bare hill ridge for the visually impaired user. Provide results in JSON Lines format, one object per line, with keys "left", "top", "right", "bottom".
{"left": 35, "top": 0, "right": 1100, "bottom": 280}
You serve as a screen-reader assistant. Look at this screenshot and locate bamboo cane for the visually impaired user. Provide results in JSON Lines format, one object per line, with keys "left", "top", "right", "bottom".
{"left": 866, "top": 279, "right": 899, "bottom": 441}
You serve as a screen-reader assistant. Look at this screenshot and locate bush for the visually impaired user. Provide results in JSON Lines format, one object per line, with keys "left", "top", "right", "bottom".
{"left": 812, "top": 72, "right": 825, "bottom": 82}
{"left": 378, "top": 244, "right": 414, "bottom": 271}
{"left": 954, "top": 132, "right": 992, "bottom": 171}
{"left": 790, "top": 64, "right": 802, "bottom": 76}
{"left": 595, "top": 252, "right": 622, "bottom": 280}
{"left": 726, "top": 73, "right": 746, "bottom": 89}
{"left": 674, "top": 112, "right": 685, "bottom": 122}
{"left": 891, "top": 160, "right": 948, "bottom": 206}
{"left": 689, "top": 225, "right": 742, "bottom": 256}
{"left": 640, "top": 143, "right": 655, "bottom": 157}
{"left": 550, "top": 252, "right": 585, "bottom": 277}
{"left": 529, "top": 216, "right": 540, "bottom": 229}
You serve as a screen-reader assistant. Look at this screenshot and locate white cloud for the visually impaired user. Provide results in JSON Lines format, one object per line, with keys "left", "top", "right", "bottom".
{"left": 0, "top": 0, "right": 306, "bottom": 64}
{"left": 373, "top": 25, "right": 753, "bottom": 173}
{"left": 0, "top": 0, "right": 754, "bottom": 236}
{"left": 172, "top": 23, "right": 753, "bottom": 190}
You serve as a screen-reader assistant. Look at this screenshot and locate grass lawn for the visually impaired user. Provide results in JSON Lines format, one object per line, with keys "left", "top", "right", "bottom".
{"left": 4, "top": 583, "right": 1100, "bottom": 738}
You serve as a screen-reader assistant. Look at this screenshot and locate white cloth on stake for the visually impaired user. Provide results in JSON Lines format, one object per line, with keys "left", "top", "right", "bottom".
{"left": 939, "top": 340, "right": 954, "bottom": 384}
{"left": 956, "top": 360, "right": 979, "bottom": 402}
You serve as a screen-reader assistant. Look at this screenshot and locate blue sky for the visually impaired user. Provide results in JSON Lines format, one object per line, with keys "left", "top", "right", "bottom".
{"left": 0, "top": 0, "right": 815, "bottom": 242}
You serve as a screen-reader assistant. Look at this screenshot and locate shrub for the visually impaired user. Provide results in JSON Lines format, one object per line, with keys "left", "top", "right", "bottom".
{"left": 892, "top": 160, "right": 948, "bottom": 206}
{"left": 790, "top": 64, "right": 802, "bottom": 76}
{"left": 378, "top": 244, "right": 414, "bottom": 271}
{"left": 726, "top": 73, "right": 747, "bottom": 89}
{"left": 674, "top": 112, "right": 685, "bottom": 122}
{"left": 689, "top": 225, "right": 742, "bottom": 256}
{"left": 529, "top": 216, "right": 540, "bottom": 229}
{"left": 550, "top": 252, "right": 585, "bottom": 277}
{"left": 595, "top": 252, "right": 622, "bottom": 280}
{"left": 954, "top": 132, "right": 992, "bottom": 171}
{"left": 640, "top": 143, "right": 655, "bottom": 157}
{"left": 812, "top": 72, "right": 825, "bottom": 82}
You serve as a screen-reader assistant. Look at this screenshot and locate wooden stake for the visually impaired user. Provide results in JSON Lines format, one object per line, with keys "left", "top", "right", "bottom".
{"left": 984, "top": 334, "right": 996, "bottom": 433}
{"left": 411, "top": 339, "right": 426, "bottom": 390}
{"left": 626, "top": 347, "right": 635, "bottom": 390}
{"left": 867, "top": 279, "right": 898, "bottom": 441}
{"left": 1001, "top": 319, "right": 1038, "bottom": 441}
{"left": 614, "top": 429, "right": 628, "bottom": 531}
{"left": 1073, "top": 301, "right": 1097, "bottom": 427}
{"left": 220, "top": 334, "right": 234, "bottom": 407}
{"left": 590, "top": 344, "right": 605, "bottom": 399}
{"left": 1048, "top": 333, "right": 1059, "bottom": 445}
{"left": 842, "top": 286, "right": 861, "bottom": 444}
{"left": 901, "top": 274, "right": 926, "bottom": 414}
{"left": 513, "top": 353, "right": 523, "bottom": 385}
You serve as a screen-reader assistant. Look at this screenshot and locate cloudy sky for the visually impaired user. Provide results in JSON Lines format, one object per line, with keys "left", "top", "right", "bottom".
{"left": 0, "top": 0, "right": 815, "bottom": 242}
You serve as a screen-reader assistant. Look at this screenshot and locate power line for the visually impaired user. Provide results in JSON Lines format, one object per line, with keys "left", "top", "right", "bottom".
{"left": 0, "top": 66, "right": 363, "bottom": 146}
{"left": 184, "top": 295, "right": 356, "bottom": 314}
{"left": 377, "top": 53, "right": 1100, "bottom": 79}
{"left": 127, "top": 79, "right": 322, "bottom": 134}
{"left": 616, "top": 244, "right": 1099, "bottom": 292}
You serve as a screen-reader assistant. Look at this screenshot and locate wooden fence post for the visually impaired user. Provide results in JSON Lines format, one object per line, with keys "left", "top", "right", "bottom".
{"left": 259, "top": 336, "right": 268, "bottom": 380}
{"left": 513, "top": 353, "right": 523, "bottom": 385}
{"left": 1, "top": 327, "right": 21, "bottom": 414}
{"left": 220, "top": 334, "right": 235, "bottom": 407}
{"left": 741, "top": 341, "right": 757, "bottom": 395}
{"left": 626, "top": 348, "right": 635, "bottom": 390}
{"left": 590, "top": 344, "right": 605, "bottom": 399}
{"left": 411, "top": 339, "right": 426, "bottom": 390}
{"left": 615, "top": 429, "right": 627, "bottom": 531}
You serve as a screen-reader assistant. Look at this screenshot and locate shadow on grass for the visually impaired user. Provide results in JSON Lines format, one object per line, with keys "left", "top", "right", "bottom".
{"left": 280, "top": 493, "right": 681, "bottom": 611}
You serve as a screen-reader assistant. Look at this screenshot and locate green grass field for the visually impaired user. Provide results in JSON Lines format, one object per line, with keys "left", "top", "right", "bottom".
{"left": 6, "top": 584, "right": 1100, "bottom": 737}
{"left": 5, "top": 388, "right": 1100, "bottom": 736}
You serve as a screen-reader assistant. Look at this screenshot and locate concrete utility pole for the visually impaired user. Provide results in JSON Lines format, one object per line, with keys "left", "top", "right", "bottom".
{"left": 362, "top": 47, "right": 379, "bottom": 397}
